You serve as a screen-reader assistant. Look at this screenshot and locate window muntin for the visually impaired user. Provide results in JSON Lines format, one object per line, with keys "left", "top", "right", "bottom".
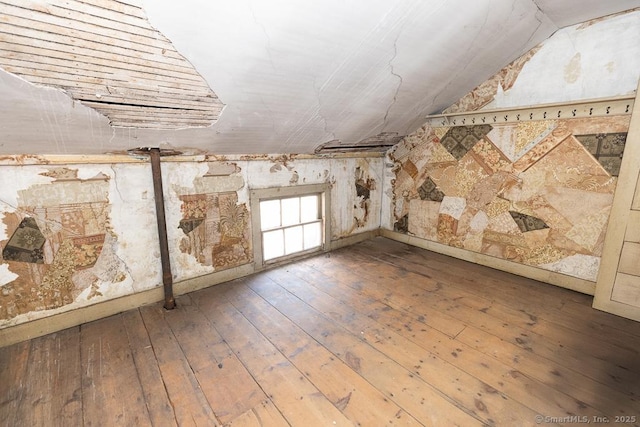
{"left": 259, "top": 194, "right": 323, "bottom": 261}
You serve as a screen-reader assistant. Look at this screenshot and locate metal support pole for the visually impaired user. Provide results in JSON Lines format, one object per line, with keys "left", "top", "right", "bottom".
{"left": 148, "top": 148, "right": 176, "bottom": 310}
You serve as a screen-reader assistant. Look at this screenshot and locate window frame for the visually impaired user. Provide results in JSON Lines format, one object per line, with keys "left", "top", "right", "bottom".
{"left": 250, "top": 183, "right": 331, "bottom": 270}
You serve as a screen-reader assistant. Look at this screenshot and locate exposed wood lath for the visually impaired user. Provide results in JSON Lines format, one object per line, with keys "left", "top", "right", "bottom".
{"left": 315, "top": 132, "right": 404, "bottom": 153}
{"left": 0, "top": 0, "right": 224, "bottom": 129}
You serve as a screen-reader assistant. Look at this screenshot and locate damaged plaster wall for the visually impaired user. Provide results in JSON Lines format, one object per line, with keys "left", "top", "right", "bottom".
{"left": 444, "top": 10, "right": 640, "bottom": 113}
{"left": 0, "top": 155, "right": 382, "bottom": 329}
{"left": 165, "top": 161, "right": 251, "bottom": 280}
{"left": 382, "top": 10, "right": 639, "bottom": 284}
{"left": 0, "top": 165, "right": 137, "bottom": 325}
{"left": 243, "top": 156, "right": 383, "bottom": 239}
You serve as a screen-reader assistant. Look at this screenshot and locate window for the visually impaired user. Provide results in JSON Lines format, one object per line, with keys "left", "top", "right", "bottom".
{"left": 251, "top": 184, "right": 330, "bottom": 267}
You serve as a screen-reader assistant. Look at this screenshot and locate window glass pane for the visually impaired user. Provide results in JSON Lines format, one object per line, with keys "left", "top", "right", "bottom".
{"left": 284, "top": 226, "right": 303, "bottom": 255}
{"left": 263, "top": 229, "right": 284, "bottom": 260}
{"left": 260, "top": 200, "right": 281, "bottom": 230}
{"left": 281, "top": 197, "right": 300, "bottom": 226}
{"left": 259, "top": 192, "right": 325, "bottom": 263}
{"left": 303, "top": 222, "right": 322, "bottom": 249}
{"left": 300, "top": 195, "right": 319, "bottom": 223}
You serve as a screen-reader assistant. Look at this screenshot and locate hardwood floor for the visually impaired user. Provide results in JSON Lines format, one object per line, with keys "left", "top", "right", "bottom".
{"left": 2, "top": 237, "right": 640, "bottom": 426}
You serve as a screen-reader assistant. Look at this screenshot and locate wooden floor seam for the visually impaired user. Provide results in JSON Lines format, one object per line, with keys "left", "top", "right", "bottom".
{"left": 1, "top": 237, "right": 639, "bottom": 426}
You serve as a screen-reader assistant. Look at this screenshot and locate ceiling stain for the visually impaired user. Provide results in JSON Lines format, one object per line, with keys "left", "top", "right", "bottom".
{"left": 564, "top": 53, "right": 582, "bottom": 84}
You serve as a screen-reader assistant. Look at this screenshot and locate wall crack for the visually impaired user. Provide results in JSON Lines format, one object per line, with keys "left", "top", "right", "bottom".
{"left": 110, "top": 165, "right": 125, "bottom": 203}
{"left": 313, "top": 76, "right": 338, "bottom": 142}
{"left": 249, "top": 2, "right": 278, "bottom": 72}
{"left": 382, "top": 33, "right": 404, "bottom": 131}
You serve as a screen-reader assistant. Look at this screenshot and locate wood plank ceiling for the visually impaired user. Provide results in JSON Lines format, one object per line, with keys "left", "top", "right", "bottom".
{"left": 0, "top": 0, "right": 224, "bottom": 129}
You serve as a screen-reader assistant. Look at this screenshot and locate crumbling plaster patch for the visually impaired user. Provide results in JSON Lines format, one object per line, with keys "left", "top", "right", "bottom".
{"left": 0, "top": 1, "right": 222, "bottom": 130}
{"left": 246, "top": 156, "right": 330, "bottom": 190}
{"left": 108, "top": 163, "right": 159, "bottom": 292}
{"left": 332, "top": 158, "right": 383, "bottom": 239}
{"left": 161, "top": 162, "right": 216, "bottom": 281}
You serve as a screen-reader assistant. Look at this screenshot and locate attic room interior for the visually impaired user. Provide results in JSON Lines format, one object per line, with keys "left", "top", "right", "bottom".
{"left": 2, "top": 0, "right": 640, "bottom": 425}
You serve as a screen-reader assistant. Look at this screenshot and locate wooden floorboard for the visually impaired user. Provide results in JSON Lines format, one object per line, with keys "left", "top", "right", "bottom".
{"left": 164, "top": 295, "right": 272, "bottom": 425}
{"left": 139, "top": 304, "right": 219, "bottom": 426}
{"left": 284, "top": 261, "right": 609, "bottom": 419}
{"left": 219, "top": 282, "right": 422, "bottom": 425}
{"left": 81, "top": 315, "right": 152, "bottom": 426}
{"left": 326, "top": 246, "right": 640, "bottom": 397}
{"left": 1, "top": 237, "right": 639, "bottom": 426}
{"left": 197, "top": 286, "right": 352, "bottom": 426}
{"left": 122, "top": 310, "right": 177, "bottom": 427}
{"left": 21, "top": 328, "right": 82, "bottom": 426}
{"left": 0, "top": 339, "right": 31, "bottom": 426}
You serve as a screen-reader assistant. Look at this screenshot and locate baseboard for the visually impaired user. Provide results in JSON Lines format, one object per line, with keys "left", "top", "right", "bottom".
{"left": 0, "top": 231, "right": 378, "bottom": 348}
{"left": 330, "top": 229, "right": 380, "bottom": 250}
{"left": 380, "top": 229, "right": 597, "bottom": 295}
{"left": 0, "top": 263, "right": 255, "bottom": 348}
{"left": 174, "top": 263, "right": 256, "bottom": 296}
{"left": 0, "top": 287, "right": 163, "bottom": 348}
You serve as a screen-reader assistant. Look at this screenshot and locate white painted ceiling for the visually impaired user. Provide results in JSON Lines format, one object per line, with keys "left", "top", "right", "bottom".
{"left": 0, "top": 0, "right": 639, "bottom": 155}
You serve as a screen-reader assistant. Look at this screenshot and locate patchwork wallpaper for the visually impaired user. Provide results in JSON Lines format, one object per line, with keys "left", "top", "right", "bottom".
{"left": 0, "top": 168, "right": 129, "bottom": 321}
{"left": 178, "top": 192, "right": 251, "bottom": 270}
{"left": 389, "top": 116, "right": 630, "bottom": 281}
{"left": 0, "top": 162, "right": 255, "bottom": 323}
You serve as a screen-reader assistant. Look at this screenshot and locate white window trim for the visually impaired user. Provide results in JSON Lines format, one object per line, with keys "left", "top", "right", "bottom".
{"left": 250, "top": 184, "right": 331, "bottom": 270}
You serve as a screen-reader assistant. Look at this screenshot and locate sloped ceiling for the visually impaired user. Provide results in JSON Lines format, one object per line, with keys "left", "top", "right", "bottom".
{"left": 0, "top": 0, "right": 638, "bottom": 155}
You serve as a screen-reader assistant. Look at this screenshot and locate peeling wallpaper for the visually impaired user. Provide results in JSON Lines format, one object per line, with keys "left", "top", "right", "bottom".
{"left": 0, "top": 166, "right": 137, "bottom": 324}
{"left": 0, "top": 157, "right": 382, "bottom": 327}
{"left": 385, "top": 117, "right": 630, "bottom": 282}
